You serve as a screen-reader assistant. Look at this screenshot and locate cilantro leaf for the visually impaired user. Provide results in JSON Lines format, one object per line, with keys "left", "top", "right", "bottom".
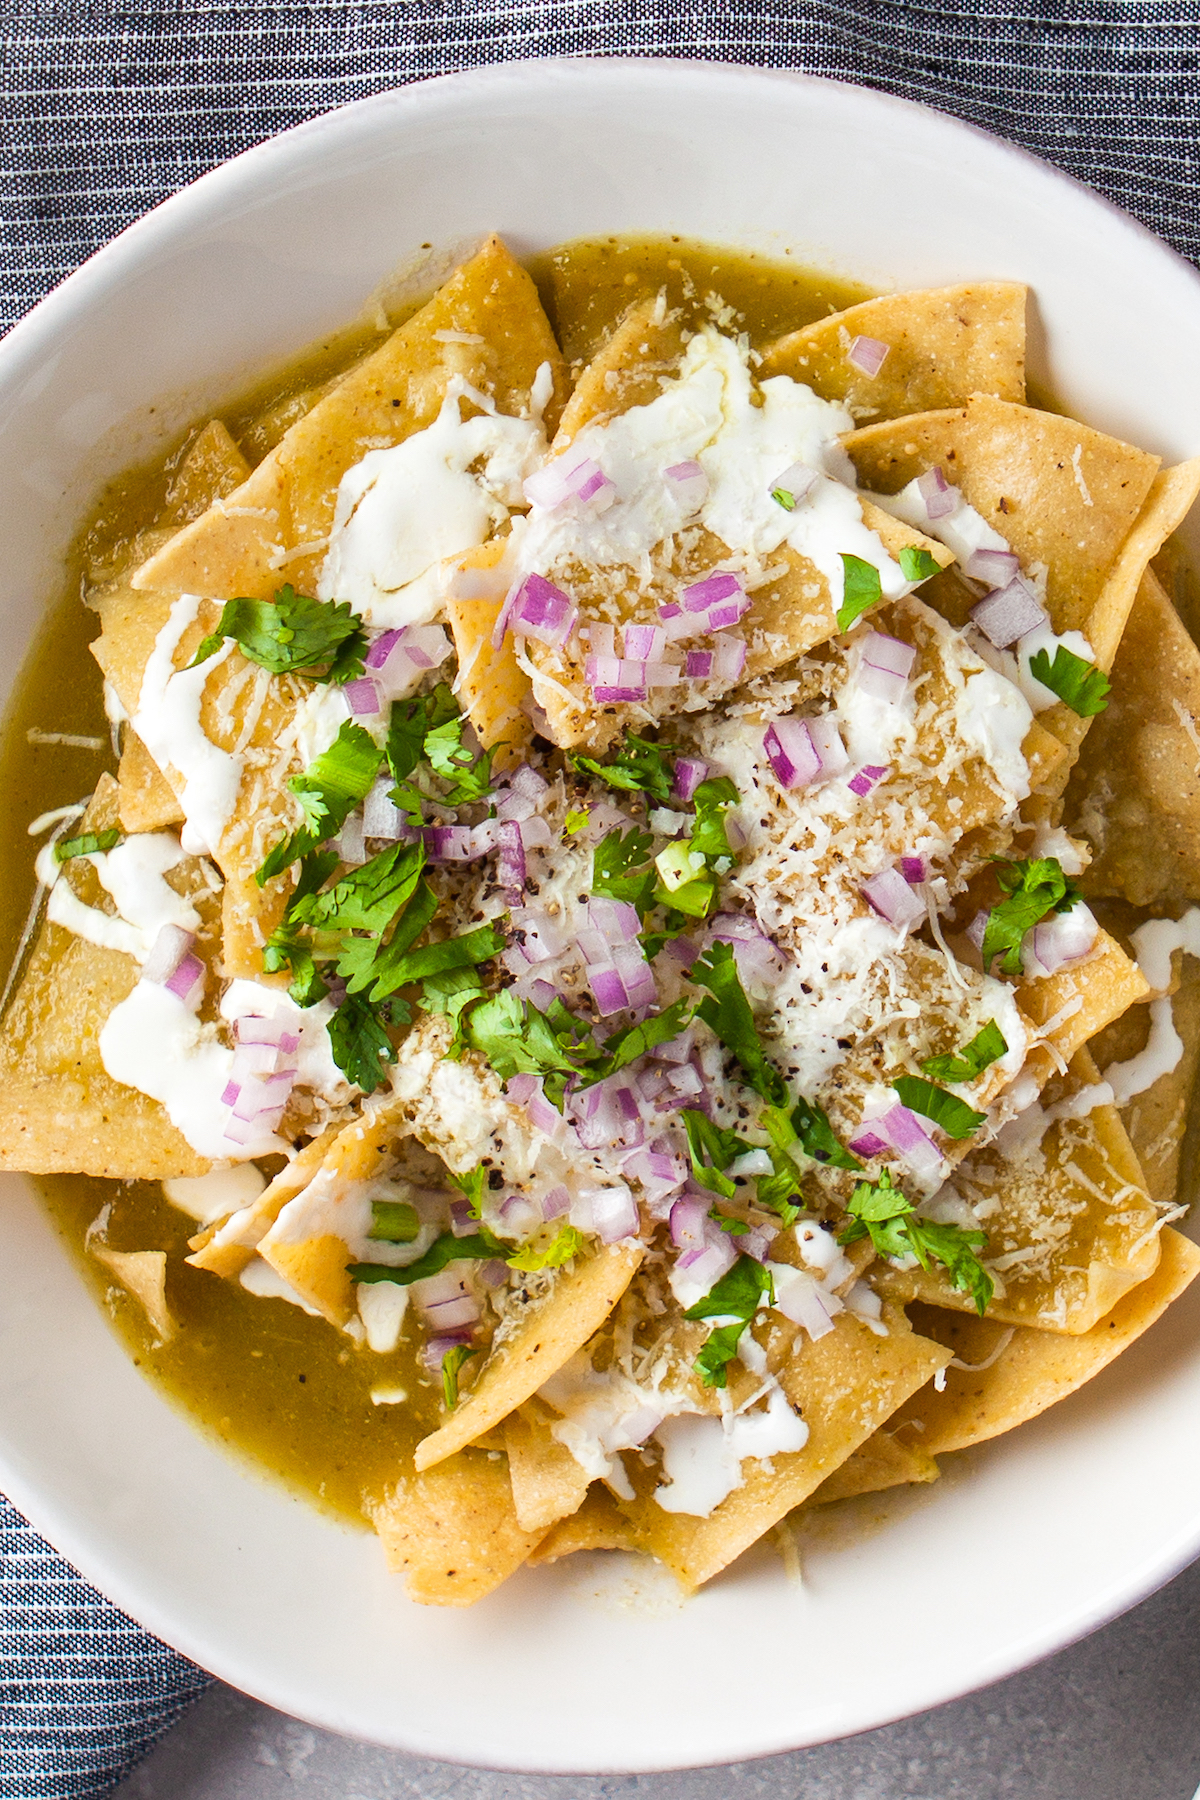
{"left": 348, "top": 1228, "right": 508, "bottom": 1286}
{"left": 898, "top": 545, "right": 941, "bottom": 583}
{"left": 592, "top": 826, "right": 656, "bottom": 908}
{"left": 688, "top": 776, "right": 740, "bottom": 862}
{"left": 771, "top": 486, "right": 797, "bottom": 511}
{"left": 326, "top": 991, "right": 397, "bottom": 1094}
{"left": 789, "top": 1095, "right": 863, "bottom": 1171}
{"left": 892, "top": 1075, "right": 986, "bottom": 1140}
{"left": 689, "top": 941, "right": 788, "bottom": 1106}
{"left": 337, "top": 877, "right": 440, "bottom": 999}
{"left": 441, "top": 1343, "right": 478, "bottom": 1410}
{"left": 564, "top": 808, "right": 591, "bottom": 834}
{"left": 1028, "top": 644, "right": 1111, "bottom": 717}
{"left": 921, "top": 1019, "right": 1008, "bottom": 1084}
{"left": 294, "top": 839, "right": 425, "bottom": 935}
{"left": 980, "top": 856, "right": 1082, "bottom": 977}
{"left": 683, "top": 1254, "right": 775, "bottom": 1388}
{"left": 368, "top": 1200, "right": 420, "bottom": 1243}
{"left": 424, "top": 713, "right": 495, "bottom": 805}
{"left": 466, "top": 990, "right": 601, "bottom": 1105}
{"left": 570, "top": 730, "right": 675, "bottom": 803}
{"left": 54, "top": 828, "right": 122, "bottom": 863}
{"left": 188, "top": 587, "right": 367, "bottom": 683}
{"left": 257, "top": 721, "right": 383, "bottom": 883}
{"left": 682, "top": 1109, "right": 751, "bottom": 1199}
{"left": 579, "top": 998, "right": 694, "bottom": 1088}
{"left": 358, "top": 916, "right": 502, "bottom": 1006}
{"left": 506, "top": 1223, "right": 586, "bottom": 1271}
{"left": 421, "top": 965, "right": 487, "bottom": 1053}
{"left": 385, "top": 682, "right": 459, "bottom": 787}
{"left": 450, "top": 1165, "right": 487, "bottom": 1218}
{"left": 838, "top": 1169, "right": 992, "bottom": 1315}
{"left": 837, "top": 554, "right": 882, "bottom": 633}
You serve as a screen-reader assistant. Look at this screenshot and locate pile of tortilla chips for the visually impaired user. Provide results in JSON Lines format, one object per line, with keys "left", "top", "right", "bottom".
{"left": 7, "top": 233, "right": 1200, "bottom": 1607}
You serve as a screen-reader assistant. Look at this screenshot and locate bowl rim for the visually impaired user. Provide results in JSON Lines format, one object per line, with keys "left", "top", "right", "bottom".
{"left": 4, "top": 52, "right": 1200, "bottom": 1771}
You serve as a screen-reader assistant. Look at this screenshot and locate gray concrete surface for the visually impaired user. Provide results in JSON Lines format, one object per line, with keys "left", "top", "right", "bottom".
{"left": 114, "top": 1554, "right": 1200, "bottom": 1800}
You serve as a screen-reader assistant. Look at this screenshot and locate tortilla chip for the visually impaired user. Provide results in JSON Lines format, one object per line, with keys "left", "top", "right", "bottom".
{"left": 163, "top": 419, "right": 252, "bottom": 524}
{"left": 1017, "top": 927, "right": 1150, "bottom": 1089}
{"left": 186, "top": 1126, "right": 342, "bottom": 1278}
{"left": 807, "top": 1426, "right": 939, "bottom": 1505}
{"left": 892, "top": 1226, "right": 1200, "bottom": 1455}
{"left": 527, "top": 1484, "right": 637, "bottom": 1564}
{"left": 876, "top": 1047, "right": 1159, "bottom": 1332}
{"left": 1069, "top": 572, "right": 1200, "bottom": 904}
{"left": 504, "top": 1399, "right": 592, "bottom": 1533}
{"left": 845, "top": 397, "right": 1160, "bottom": 637}
{"left": 117, "top": 731, "right": 185, "bottom": 832}
{"left": 1088, "top": 954, "right": 1200, "bottom": 1207}
{"left": 443, "top": 537, "right": 532, "bottom": 761}
{"left": 130, "top": 235, "right": 566, "bottom": 603}
{"left": 759, "top": 283, "right": 1026, "bottom": 420}
{"left": 553, "top": 296, "right": 686, "bottom": 447}
{"left": 0, "top": 776, "right": 214, "bottom": 1178}
{"left": 615, "top": 1305, "right": 950, "bottom": 1591}
{"left": 415, "top": 1242, "right": 645, "bottom": 1472}
{"left": 91, "top": 1246, "right": 176, "bottom": 1342}
{"left": 367, "top": 1448, "right": 542, "bottom": 1606}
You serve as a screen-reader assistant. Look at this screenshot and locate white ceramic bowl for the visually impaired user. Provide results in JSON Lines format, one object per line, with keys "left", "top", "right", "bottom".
{"left": 2, "top": 57, "right": 1200, "bottom": 1774}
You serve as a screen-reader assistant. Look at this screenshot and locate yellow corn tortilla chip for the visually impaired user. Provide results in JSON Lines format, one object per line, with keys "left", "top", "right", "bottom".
{"left": 759, "top": 283, "right": 1026, "bottom": 420}
{"left": 162, "top": 418, "right": 252, "bottom": 524}
{"left": 91, "top": 1246, "right": 176, "bottom": 1342}
{"left": 807, "top": 1426, "right": 939, "bottom": 1505}
{"left": 130, "top": 235, "right": 566, "bottom": 603}
{"left": 1087, "top": 953, "right": 1200, "bottom": 1207}
{"left": 186, "top": 1125, "right": 342, "bottom": 1279}
{"left": 367, "top": 1448, "right": 543, "bottom": 1607}
{"left": 504, "top": 1399, "right": 592, "bottom": 1534}
{"left": 415, "top": 1242, "right": 645, "bottom": 1471}
{"left": 0, "top": 776, "right": 214, "bottom": 1178}
{"left": 1069, "top": 572, "right": 1200, "bottom": 904}
{"left": 1017, "top": 927, "right": 1150, "bottom": 1090}
{"left": 876, "top": 1047, "right": 1160, "bottom": 1332}
{"left": 845, "top": 397, "right": 1160, "bottom": 637}
{"left": 552, "top": 296, "right": 686, "bottom": 447}
{"left": 116, "top": 731, "right": 185, "bottom": 832}
{"left": 527, "top": 1484, "right": 637, "bottom": 1564}
{"left": 443, "top": 537, "right": 532, "bottom": 761}
{"left": 892, "top": 1226, "right": 1200, "bottom": 1455}
{"left": 615, "top": 1305, "right": 950, "bottom": 1591}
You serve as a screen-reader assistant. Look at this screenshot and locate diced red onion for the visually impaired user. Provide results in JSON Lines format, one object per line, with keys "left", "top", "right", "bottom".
{"left": 684, "top": 571, "right": 743, "bottom": 615}
{"left": 334, "top": 812, "right": 367, "bottom": 866}
{"left": 861, "top": 866, "right": 926, "bottom": 930}
{"left": 142, "top": 924, "right": 194, "bottom": 987}
{"left": 671, "top": 757, "right": 708, "bottom": 804}
{"left": 164, "top": 952, "right": 206, "bottom": 1009}
{"left": 670, "top": 1195, "right": 708, "bottom": 1253}
{"left": 917, "top": 466, "right": 956, "bottom": 521}
{"left": 965, "top": 547, "right": 1020, "bottom": 588}
{"left": 542, "top": 1185, "right": 570, "bottom": 1219}
{"left": 650, "top": 1029, "right": 695, "bottom": 1065}
{"left": 424, "top": 825, "right": 488, "bottom": 863}
{"left": 236, "top": 1015, "right": 300, "bottom": 1053}
{"left": 686, "top": 649, "right": 714, "bottom": 679}
{"left": 848, "top": 334, "right": 890, "bottom": 377}
{"left": 528, "top": 1087, "right": 567, "bottom": 1139}
{"left": 1025, "top": 903, "right": 1097, "bottom": 976}
{"left": 877, "top": 1103, "right": 944, "bottom": 1178}
{"left": 497, "top": 821, "right": 526, "bottom": 903}
{"left": 612, "top": 941, "right": 657, "bottom": 1011}
{"left": 675, "top": 1233, "right": 738, "bottom": 1293}
{"left": 365, "top": 629, "right": 404, "bottom": 671}
{"left": 775, "top": 1272, "right": 838, "bottom": 1338}
{"left": 480, "top": 1261, "right": 509, "bottom": 1288}
{"left": 362, "top": 779, "right": 405, "bottom": 841}
{"left": 585, "top": 654, "right": 647, "bottom": 704}
{"left": 449, "top": 1198, "right": 476, "bottom": 1238}
{"left": 807, "top": 715, "right": 849, "bottom": 778}
{"left": 505, "top": 1073, "right": 538, "bottom": 1104}
{"left": 509, "top": 572, "right": 579, "bottom": 648}
{"left": 764, "top": 717, "right": 821, "bottom": 790}
{"left": 771, "top": 462, "right": 817, "bottom": 506}
{"left": 509, "top": 909, "right": 568, "bottom": 964}
{"left": 848, "top": 1129, "right": 889, "bottom": 1159}
{"left": 664, "top": 461, "right": 708, "bottom": 511}
{"left": 661, "top": 935, "right": 699, "bottom": 969}
{"left": 524, "top": 454, "right": 616, "bottom": 513}
{"left": 665, "top": 1062, "right": 704, "bottom": 1099}
{"left": 625, "top": 1147, "right": 687, "bottom": 1206}
{"left": 366, "top": 625, "right": 452, "bottom": 699}
{"left": 420, "top": 1329, "right": 474, "bottom": 1377}
{"left": 848, "top": 763, "right": 889, "bottom": 798}
{"left": 740, "top": 1224, "right": 778, "bottom": 1264}
{"left": 344, "top": 677, "right": 382, "bottom": 717}
{"left": 970, "top": 577, "right": 1048, "bottom": 649}
{"left": 411, "top": 1268, "right": 474, "bottom": 1313}
{"left": 966, "top": 909, "right": 989, "bottom": 952}
{"left": 711, "top": 633, "right": 747, "bottom": 682}
{"left": 587, "top": 966, "right": 629, "bottom": 1016}
{"left": 858, "top": 631, "right": 916, "bottom": 704}
{"left": 900, "top": 855, "right": 925, "bottom": 884}
{"left": 708, "top": 914, "right": 785, "bottom": 992}
{"left": 229, "top": 1068, "right": 294, "bottom": 1122}
{"left": 579, "top": 1181, "right": 639, "bottom": 1244}
{"left": 588, "top": 898, "right": 642, "bottom": 945}
{"left": 623, "top": 622, "right": 666, "bottom": 662}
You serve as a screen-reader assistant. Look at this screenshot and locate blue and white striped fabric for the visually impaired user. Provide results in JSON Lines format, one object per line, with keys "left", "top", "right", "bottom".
{"left": 2, "top": 4, "right": 1200, "bottom": 1794}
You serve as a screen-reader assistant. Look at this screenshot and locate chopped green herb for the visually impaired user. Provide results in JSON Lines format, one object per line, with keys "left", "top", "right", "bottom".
{"left": 506, "top": 1223, "right": 586, "bottom": 1271}
{"left": 684, "top": 1255, "right": 775, "bottom": 1387}
{"left": 980, "top": 856, "right": 1082, "bottom": 977}
{"left": 837, "top": 554, "right": 883, "bottom": 633}
{"left": 654, "top": 840, "right": 708, "bottom": 893}
{"left": 368, "top": 1200, "right": 420, "bottom": 1243}
{"left": 689, "top": 941, "right": 789, "bottom": 1107}
{"left": 385, "top": 682, "right": 460, "bottom": 788}
{"left": 293, "top": 839, "right": 426, "bottom": 936}
{"left": 564, "top": 807, "right": 591, "bottom": 835}
{"left": 688, "top": 776, "right": 740, "bottom": 862}
{"left": 892, "top": 1075, "right": 986, "bottom": 1140}
{"left": 570, "top": 730, "right": 675, "bottom": 804}
{"left": 257, "top": 720, "right": 383, "bottom": 883}
{"left": 465, "top": 989, "right": 589, "bottom": 1102}
{"left": 789, "top": 1095, "right": 863, "bottom": 1171}
{"left": 771, "top": 486, "right": 797, "bottom": 511}
{"left": 357, "top": 919, "right": 504, "bottom": 1006}
{"left": 54, "top": 828, "right": 123, "bottom": 863}
{"left": 349, "top": 1227, "right": 508, "bottom": 1286}
{"left": 326, "top": 991, "right": 398, "bottom": 1095}
{"left": 423, "top": 713, "right": 495, "bottom": 806}
{"left": 898, "top": 545, "right": 942, "bottom": 583}
{"left": 682, "top": 1109, "right": 751, "bottom": 1200}
{"left": 838, "top": 1169, "right": 992, "bottom": 1315}
{"left": 449, "top": 1165, "right": 487, "bottom": 1219}
{"left": 1027, "top": 644, "right": 1111, "bottom": 717}
{"left": 650, "top": 867, "right": 717, "bottom": 919}
{"left": 921, "top": 1019, "right": 1008, "bottom": 1084}
{"left": 421, "top": 965, "right": 487, "bottom": 1053}
{"left": 708, "top": 1208, "right": 749, "bottom": 1235}
{"left": 188, "top": 586, "right": 367, "bottom": 684}
{"left": 336, "top": 877, "right": 439, "bottom": 1000}
{"left": 580, "top": 999, "right": 693, "bottom": 1088}
{"left": 441, "top": 1343, "right": 478, "bottom": 1410}
{"left": 592, "top": 826, "right": 656, "bottom": 908}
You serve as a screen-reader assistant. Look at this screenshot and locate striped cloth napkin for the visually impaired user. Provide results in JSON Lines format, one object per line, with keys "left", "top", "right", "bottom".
{"left": 1, "top": 5, "right": 1198, "bottom": 1795}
